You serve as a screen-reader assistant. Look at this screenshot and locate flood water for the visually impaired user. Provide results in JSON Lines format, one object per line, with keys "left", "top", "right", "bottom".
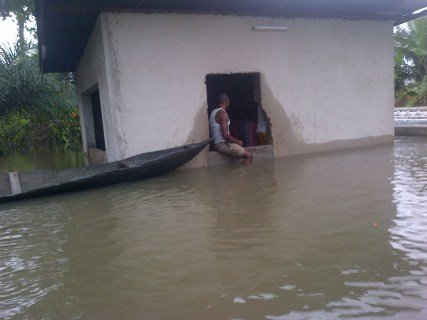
{"left": 0, "top": 137, "right": 426, "bottom": 320}
{"left": 0, "top": 147, "right": 85, "bottom": 173}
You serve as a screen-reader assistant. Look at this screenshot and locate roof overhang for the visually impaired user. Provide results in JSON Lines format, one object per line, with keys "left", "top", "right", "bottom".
{"left": 35, "top": 0, "right": 427, "bottom": 73}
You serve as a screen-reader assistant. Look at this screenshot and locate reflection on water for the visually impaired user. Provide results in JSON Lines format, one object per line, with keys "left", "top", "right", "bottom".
{"left": 0, "top": 137, "right": 425, "bottom": 319}
{"left": 0, "top": 147, "right": 84, "bottom": 172}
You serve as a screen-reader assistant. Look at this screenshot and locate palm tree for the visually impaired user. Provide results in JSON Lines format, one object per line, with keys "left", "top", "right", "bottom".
{"left": 0, "top": 41, "right": 81, "bottom": 151}
{"left": 394, "top": 17, "right": 427, "bottom": 106}
{"left": 0, "top": 41, "right": 76, "bottom": 116}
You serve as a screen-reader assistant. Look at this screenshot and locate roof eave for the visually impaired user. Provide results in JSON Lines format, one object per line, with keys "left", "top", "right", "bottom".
{"left": 394, "top": 9, "right": 427, "bottom": 25}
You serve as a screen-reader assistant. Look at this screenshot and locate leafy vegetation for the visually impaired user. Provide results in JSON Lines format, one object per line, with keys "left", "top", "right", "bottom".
{"left": 0, "top": 41, "right": 81, "bottom": 153}
{"left": 394, "top": 17, "right": 427, "bottom": 107}
{"left": 1, "top": 2, "right": 81, "bottom": 155}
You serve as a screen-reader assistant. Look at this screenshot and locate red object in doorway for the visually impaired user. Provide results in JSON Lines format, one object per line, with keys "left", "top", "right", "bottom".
{"left": 247, "top": 122, "right": 258, "bottom": 147}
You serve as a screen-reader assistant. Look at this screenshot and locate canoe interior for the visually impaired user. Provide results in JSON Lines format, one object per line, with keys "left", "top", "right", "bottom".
{"left": 0, "top": 140, "right": 210, "bottom": 202}
{"left": 19, "top": 162, "right": 119, "bottom": 194}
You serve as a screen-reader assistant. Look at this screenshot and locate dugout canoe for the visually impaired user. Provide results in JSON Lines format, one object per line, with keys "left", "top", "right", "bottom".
{"left": 0, "top": 139, "right": 211, "bottom": 203}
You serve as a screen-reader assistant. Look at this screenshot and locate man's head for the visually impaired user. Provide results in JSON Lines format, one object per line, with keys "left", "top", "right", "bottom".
{"left": 217, "top": 94, "right": 230, "bottom": 110}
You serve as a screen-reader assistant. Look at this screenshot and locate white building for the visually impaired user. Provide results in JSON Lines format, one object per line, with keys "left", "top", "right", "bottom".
{"left": 36, "top": 0, "right": 427, "bottom": 167}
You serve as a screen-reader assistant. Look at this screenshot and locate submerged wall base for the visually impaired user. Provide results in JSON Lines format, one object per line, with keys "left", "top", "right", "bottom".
{"left": 88, "top": 148, "right": 108, "bottom": 165}
{"left": 202, "top": 135, "right": 393, "bottom": 167}
{"left": 286, "top": 134, "right": 394, "bottom": 156}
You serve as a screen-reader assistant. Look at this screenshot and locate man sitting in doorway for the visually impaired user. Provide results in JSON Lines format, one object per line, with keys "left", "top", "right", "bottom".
{"left": 209, "top": 94, "right": 253, "bottom": 164}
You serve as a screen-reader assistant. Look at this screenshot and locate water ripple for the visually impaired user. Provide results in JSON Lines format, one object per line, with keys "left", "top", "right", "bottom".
{"left": 0, "top": 137, "right": 426, "bottom": 319}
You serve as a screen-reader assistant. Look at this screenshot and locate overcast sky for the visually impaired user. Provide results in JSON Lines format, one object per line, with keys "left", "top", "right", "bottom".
{"left": 0, "top": 16, "right": 36, "bottom": 45}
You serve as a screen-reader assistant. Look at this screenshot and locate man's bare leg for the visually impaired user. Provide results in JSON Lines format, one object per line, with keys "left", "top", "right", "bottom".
{"left": 242, "top": 150, "right": 253, "bottom": 164}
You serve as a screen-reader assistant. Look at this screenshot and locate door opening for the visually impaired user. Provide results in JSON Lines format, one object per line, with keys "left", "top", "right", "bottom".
{"left": 90, "top": 89, "right": 106, "bottom": 151}
{"left": 206, "top": 73, "right": 271, "bottom": 147}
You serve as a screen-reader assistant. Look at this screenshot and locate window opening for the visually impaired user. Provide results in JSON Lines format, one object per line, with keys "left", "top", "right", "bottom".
{"left": 206, "top": 73, "right": 271, "bottom": 148}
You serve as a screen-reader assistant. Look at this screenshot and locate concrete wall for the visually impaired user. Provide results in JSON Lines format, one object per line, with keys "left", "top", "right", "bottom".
{"left": 79, "top": 13, "right": 395, "bottom": 166}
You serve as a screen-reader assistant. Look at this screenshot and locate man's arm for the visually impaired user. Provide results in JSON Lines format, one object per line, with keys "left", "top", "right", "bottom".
{"left": 220, "top": 112, "right": 244, "bottom": 146}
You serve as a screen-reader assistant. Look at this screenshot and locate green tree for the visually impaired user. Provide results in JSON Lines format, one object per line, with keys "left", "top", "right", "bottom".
{"left": 1, "top": 0, "right": 35, "bottom": 50}
{"left": 0, "top": 41, "right": 76, "bottom": 115}
{"left": 394, "top": 17, "right": 427, "bottom": 106}
{"left": 0, "top": 3, "right": 81, "bottom": 152}
{"left": 0, "top": 41, "right": 81, "bottom": 151}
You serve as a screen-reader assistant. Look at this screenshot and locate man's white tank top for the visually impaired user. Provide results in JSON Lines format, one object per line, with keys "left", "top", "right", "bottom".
{"left": 209, "top": 108, "right": 229, "bottom": 144}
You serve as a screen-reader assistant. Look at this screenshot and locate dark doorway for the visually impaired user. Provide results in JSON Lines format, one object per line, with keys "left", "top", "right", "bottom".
{"left": 206, "top": 73, "right": 269, "bottom": 147}
{"left": 90, "top": 89, "right": 106, "bottom": 151}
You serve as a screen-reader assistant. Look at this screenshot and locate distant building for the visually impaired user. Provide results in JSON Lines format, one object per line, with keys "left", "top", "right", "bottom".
{"left": 36, "top": 0, "right": 427, "bottom": 166}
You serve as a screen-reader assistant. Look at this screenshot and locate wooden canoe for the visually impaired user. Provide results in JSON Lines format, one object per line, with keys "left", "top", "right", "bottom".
{"left": 0, "top": 139, "right": 210, "bottom": 203}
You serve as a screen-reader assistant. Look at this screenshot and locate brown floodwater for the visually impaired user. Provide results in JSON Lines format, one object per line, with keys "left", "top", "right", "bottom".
{"left": 0, "top": 147, "right": 85, "bottom": 173}
{"left": 0, "top": 137, "right": 426, "bottom": 320}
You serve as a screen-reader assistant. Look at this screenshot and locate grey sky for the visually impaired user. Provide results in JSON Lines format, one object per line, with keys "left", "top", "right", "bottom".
{"left": 0, "top": 16, "right": 36, "bottom": 45}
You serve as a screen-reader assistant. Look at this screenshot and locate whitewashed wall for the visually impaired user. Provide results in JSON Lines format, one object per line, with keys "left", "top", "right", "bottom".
{"left": 77, "top": 12, "right": 394, "bottom": 165}
{"left": 75, "top": 16, "right": 125, "bottom": 162}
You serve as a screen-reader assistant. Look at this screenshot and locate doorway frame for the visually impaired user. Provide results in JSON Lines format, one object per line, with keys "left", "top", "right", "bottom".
{"left": 80, "top": 84, "right": 108, "bottom": 164}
